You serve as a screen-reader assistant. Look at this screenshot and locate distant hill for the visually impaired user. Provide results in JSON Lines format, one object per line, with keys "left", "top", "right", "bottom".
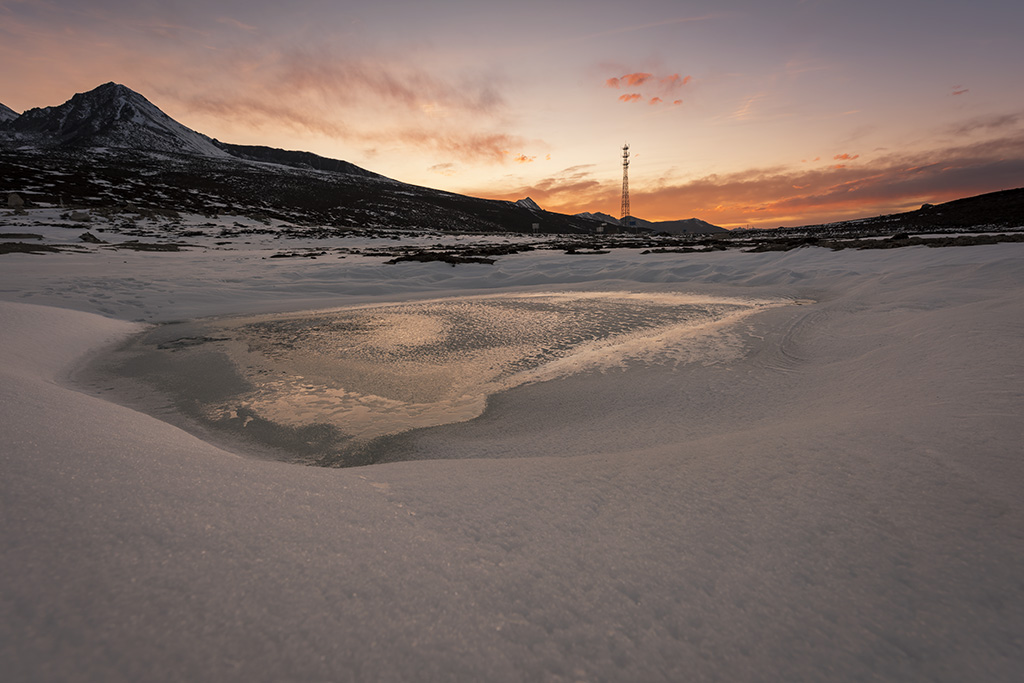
{"left": 637, "top": 217, "right": 726, "bottom": 235}
{"left": 792, "top": 187, "right": 1024, "bottom": 234}
{"left": 574, "top": 211, "right": 725, "bottom": 234}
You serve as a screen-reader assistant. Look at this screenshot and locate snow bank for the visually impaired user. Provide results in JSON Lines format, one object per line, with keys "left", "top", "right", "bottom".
{"left": 2, "top": 238, "right": 1023, "bottom": 682}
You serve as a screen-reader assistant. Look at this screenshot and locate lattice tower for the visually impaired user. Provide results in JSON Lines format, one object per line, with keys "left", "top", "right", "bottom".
{"left": 620, "top": 143, "right": 630, "bottom": 221}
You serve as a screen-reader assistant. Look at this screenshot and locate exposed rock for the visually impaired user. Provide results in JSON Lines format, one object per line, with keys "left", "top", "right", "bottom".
{"left": 0, "top": 242, "right": 62, "bottom": 255}
{"left": 385, "top": 252, "right": 495, "bottom": 266}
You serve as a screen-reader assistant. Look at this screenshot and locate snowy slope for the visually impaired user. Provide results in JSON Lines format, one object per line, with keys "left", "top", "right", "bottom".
{"left": 1, "top": 230, "right": 1023, "bottom": 681}
{"left": 0, "top": 102, "right": 17, "bottom": 124}
{"left": 7, "top": 82, "right": 230, "bottom": 157}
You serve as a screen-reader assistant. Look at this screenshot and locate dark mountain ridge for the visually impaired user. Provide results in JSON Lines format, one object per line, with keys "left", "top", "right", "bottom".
{"left": 210, "top": 141, "right": 382, "bottom": 179}
{"left": 765, "top": 187, "right": 1024, "bottom": 236}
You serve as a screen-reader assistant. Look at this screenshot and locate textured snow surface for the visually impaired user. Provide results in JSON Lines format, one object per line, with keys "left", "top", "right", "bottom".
{"left": 1, "top": 230, "right": 1023, "bottom": 682}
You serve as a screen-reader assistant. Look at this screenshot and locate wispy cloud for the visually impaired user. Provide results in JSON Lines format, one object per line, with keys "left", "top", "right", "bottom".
{"left": 270, "top": 49, "right": 506, "bottom": 115}
{"left": 730, "top": 93, "right": 765, "bottom": 120}
{"left": 947, "top": 112, "right": 1023, "bottom": 136}
{"left": 429, "top": 162, "right": 457, "bottom": 177}
{"left": 216, "top": 17, "right": 258, "bottom": 33}
{"left": 579, "top": 15, "right": 721, "bottom": 42}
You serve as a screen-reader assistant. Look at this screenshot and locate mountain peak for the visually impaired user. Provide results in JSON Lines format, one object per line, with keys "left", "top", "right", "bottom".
{"left": 513, "top": 197, "right": 542, "bottom": 211}
{"left": 7, "top": 82, "right": 228, "bottom": 157}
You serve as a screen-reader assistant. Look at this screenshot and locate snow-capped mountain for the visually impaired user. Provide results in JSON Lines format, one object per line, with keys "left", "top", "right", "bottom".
{"left": 5, "top": 82, "right": 229, "bottom": 157}
{"left": 576, "top": 211, "right": 620, "bottom": 225}
{"left": 0, "top": 102, "right": 18, "bottom": 124}
{"left": 513, "top": 197, "right": 542, "bottom": 211}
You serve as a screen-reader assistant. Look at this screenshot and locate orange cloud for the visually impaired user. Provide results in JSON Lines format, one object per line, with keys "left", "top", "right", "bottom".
{"left": 605, "top": 71, "right": 692, "bottom": 106}
{"left": 623, "top": 72, "right": 652, "bottom": 86}
{"left": 833, "top": 153, "right": 859, "bottom": 161}
{"left": 514, "top": 154, "right": 536, "bottom": 164}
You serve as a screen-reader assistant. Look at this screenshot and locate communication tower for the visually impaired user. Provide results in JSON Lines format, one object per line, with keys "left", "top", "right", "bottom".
{"left": 620, "top": 143, "right": 630, "bottom": 223}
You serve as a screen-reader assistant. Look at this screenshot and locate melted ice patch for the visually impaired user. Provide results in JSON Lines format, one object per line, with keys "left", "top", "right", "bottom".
{"left": 200, "top": 291, "right": 779, "bottom": 442}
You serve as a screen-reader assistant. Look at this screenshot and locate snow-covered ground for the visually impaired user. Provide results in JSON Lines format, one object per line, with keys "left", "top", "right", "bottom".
{"left": 2, "top": 212, "right": 1023, "bottom": 681}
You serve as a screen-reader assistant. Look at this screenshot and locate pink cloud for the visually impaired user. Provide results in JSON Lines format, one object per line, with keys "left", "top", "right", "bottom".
{"left": 605, "top": 77, "right": 621, "bottom": 88}
{"left": 660, "top": 74, "right": 692, "bottom": 90}
{"left": 623, "top": 72, "right": 652, "bottom": 86}
{"left": 649, "top": 97, "right": 663, "bottom": 105}
{"left": 618, "top": 93, "right": 642, "bottom": 103}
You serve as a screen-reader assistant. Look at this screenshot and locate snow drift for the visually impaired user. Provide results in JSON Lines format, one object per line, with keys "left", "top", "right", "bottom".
{"left": 1, "top": 233, "right": 1023, "bottom": 682}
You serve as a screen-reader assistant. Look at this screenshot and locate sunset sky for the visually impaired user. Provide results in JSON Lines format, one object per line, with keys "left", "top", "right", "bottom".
{"left": 2, "top": 0, "right": 1023, "bottom": 228}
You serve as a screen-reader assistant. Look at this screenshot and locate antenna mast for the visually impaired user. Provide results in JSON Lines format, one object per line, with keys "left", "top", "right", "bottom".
{"left": 620, "top": 143, "right": 630, "bottom": 223}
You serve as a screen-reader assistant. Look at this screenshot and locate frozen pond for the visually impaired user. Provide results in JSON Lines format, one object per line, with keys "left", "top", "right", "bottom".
{"left": 83, "top": 291, "right": 778, "bottom": 465}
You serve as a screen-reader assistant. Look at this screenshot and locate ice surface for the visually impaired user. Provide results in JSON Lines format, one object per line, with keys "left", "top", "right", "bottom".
{"left": 88, "top": 291, "right": 778, "bottom": 465}
{"left": 1, "top": 213, "right": 1023, "bottom": 682}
